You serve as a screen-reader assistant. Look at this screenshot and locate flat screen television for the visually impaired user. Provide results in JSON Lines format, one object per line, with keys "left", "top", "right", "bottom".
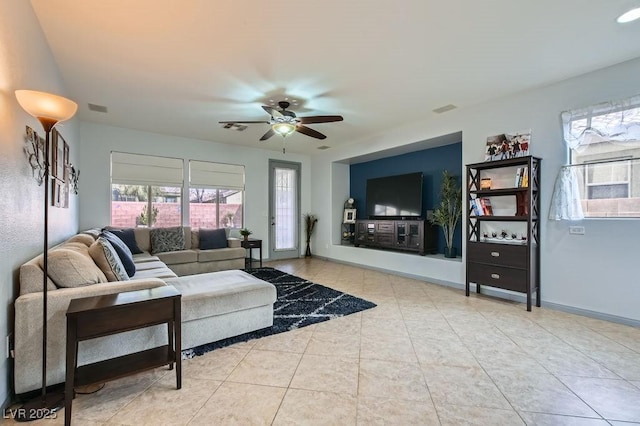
{"left": 366, "top": 172, "right": 423, "bottom": 219}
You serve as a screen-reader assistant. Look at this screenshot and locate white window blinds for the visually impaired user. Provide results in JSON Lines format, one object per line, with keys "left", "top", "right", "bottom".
{"left": 111, "top": 152, "right": 183, "bottom": 186}
{"left": 189, "top": 160, "right": 244, "bottom": 190}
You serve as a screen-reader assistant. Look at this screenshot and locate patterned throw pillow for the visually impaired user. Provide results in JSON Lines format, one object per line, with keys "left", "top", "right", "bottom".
{"left": 88, "top": 237, "right": 130, "bottom": 282}
{"left": 150, "top": 227, "right": 185, "bottom": 254}
{"left": 101, "top": 231, "right": 136, "bottom": 277}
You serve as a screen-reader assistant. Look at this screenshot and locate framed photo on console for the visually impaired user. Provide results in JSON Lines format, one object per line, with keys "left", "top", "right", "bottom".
{"left": 343, "top": 209, "right": 356, "bottom": 223}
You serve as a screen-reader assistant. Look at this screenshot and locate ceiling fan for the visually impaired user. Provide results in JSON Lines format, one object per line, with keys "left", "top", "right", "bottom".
{"left": 219, "top": 101, "right": 343, "bottom": 142}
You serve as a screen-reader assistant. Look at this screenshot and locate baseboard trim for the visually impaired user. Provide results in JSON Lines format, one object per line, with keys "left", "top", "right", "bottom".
{"left": 324, "top": 256, "right": 640, "bottom": 327}
{"left": 541, "top": 301, "right": 640, "bottom": 328}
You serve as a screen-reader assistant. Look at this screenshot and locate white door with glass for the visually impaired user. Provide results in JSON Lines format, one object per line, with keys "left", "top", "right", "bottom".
{"left": 269, "top": 160, "right": 301, "bottom": 260}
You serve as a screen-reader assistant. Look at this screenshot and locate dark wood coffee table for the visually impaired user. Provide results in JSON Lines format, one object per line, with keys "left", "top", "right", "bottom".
{"left": 65, "top": 286, "right": 181, "bottom": 426}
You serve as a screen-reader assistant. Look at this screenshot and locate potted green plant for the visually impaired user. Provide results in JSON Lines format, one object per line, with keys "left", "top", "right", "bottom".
{"left": 239, "top": 228, "right": 252, "bottom": 241}
{"left": 303, "top": 213, "right": 318, "bottom": 257}
{"left": 430, "top": 170, "right": 462, "bottom": 258}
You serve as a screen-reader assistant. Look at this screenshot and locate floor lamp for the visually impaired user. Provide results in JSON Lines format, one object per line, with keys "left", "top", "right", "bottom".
{"left": 14, "top": 90, "right": 77, "bottom": 422}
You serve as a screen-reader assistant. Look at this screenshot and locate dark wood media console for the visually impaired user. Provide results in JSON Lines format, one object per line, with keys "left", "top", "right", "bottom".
{"left": 353, "top": 219, "right": 437, "bottom": 255}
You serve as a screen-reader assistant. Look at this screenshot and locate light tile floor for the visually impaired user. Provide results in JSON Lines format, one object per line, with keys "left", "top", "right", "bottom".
{"left": 6, "top": 258, "right": 640, "bottom": 425}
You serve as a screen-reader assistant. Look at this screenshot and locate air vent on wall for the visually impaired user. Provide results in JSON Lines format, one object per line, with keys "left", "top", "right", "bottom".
{"left": 88, "top": 103, "right": 108, "bottom": 113}
{"left": 432, "top": 104, "right": 457, "bottom": 114}
{"left": 317, "top": 145, "right": 330, "bottom": 150}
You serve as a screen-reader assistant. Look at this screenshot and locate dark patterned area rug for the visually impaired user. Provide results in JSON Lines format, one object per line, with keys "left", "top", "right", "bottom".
{"left": 182, "top": 267, "right": 376, "bottom": 359}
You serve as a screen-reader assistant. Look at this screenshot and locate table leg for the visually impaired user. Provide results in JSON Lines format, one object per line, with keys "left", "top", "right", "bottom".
{"left": 259, "top": 245, "right": 262, "bottom": 267}
{"left": 167, "top": 320, "right": 174, "bottom": 371}
{"left": 65, "top": 318, "right": 78, "bottom": 426}
{"left": 175, "top": 297, "right": 182, "bottom": 390}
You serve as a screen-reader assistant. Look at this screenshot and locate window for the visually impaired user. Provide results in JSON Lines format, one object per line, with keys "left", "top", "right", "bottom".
{"left": 564, "top": 96, "right": 640, "bottom": 218}
{"left": 111, "top": 153, "right": 183, "bottom": 227}
{"left": 189, "top": 188, "right": 243, "bottom": 229}
{"left": 189, "top": 161, "right": 244, "bottom": 230}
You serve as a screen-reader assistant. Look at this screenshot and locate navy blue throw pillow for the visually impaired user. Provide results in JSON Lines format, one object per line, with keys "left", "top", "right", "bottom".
{"left": 105, "top": 228, "right": 143, "bottom": 254}
{"left": 199, "top": 229, "right": 228, "bottom": 250}
{"left": 101, "top": 231, "right": 136, "bottom": 277}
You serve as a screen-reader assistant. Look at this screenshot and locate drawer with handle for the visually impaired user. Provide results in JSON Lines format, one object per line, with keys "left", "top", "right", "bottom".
{"left": 467, "top": 242, "right": 528, "bottom": 269}
{"left": 467, "top": 262, "right": 528, "bottom": 293}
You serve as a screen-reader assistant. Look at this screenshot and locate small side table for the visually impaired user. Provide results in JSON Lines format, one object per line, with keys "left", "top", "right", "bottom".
{"left": 65, "top": 286, "right": 181, "bottom": 426}
{"left": 241, "top": 238, "right": 262, "bottom": 270}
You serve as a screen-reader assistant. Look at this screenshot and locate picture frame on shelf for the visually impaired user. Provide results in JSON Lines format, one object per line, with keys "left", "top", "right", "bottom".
{"left": 343, "top": 208, "right": 356, "bottom": 224}
{"left": 484, "top": 129, "right": 532, "bottom": 161}
{"left": 505, "top": 129, "right": 531, "bottom": 158}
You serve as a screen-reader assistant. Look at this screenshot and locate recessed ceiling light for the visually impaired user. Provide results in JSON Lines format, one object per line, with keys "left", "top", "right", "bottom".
{"left": 617, "top": 7, "right": 640, "bottom": 23}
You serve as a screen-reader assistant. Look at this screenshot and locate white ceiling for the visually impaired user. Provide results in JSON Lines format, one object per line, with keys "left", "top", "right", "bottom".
{"left": 31, "top": 0, "right": 640, "bottom": 155}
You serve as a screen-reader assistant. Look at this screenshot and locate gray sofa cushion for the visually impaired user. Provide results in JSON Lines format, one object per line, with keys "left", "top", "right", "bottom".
{"left": 132, "top": 253, "right": 160, "bottom": 263}
{"left": 165, "top": 270, "right": 277, "bottom": 321}
{"left": 131, "top": 267, "right": 178, "bottom": 280}
{"left": 198, "top": 247, "right": 246, "bottom": 262}
{"left": 150, "top": 227, "right": 185, "bottom": 254}
{"left": 156, "top": 250, "right": 198, "bottom": 265}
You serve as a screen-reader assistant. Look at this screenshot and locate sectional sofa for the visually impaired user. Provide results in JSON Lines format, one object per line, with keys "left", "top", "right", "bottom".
{"left": 14, "top": 226, "right": 276, "bottom": 395}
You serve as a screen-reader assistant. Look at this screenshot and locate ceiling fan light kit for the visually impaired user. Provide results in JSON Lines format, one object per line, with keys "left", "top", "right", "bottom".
{"left": 272, "top": 122, "right": 295, "bottom": 137}
{"left": 219, "top": 100, "right": 344, "bottom": 150}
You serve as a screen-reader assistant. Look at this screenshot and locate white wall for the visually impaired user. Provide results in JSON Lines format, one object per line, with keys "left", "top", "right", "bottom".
{"left": 312, "top": 57, "right": 640, "bottom": 323}
{"left": 0, "top": 0, "right": 79, "bottom": 406}
{"left": 78, "top": 122, "right": 311, "bottom": 257}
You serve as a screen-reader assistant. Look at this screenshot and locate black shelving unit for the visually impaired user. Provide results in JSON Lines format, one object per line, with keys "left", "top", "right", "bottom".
{"left": 466, "top": 156, "right": 541, "bottom": 311}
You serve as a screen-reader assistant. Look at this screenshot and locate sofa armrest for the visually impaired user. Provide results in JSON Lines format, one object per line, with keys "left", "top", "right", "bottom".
{"left": 227, "top": 238, "right": 241, "bottom": 248}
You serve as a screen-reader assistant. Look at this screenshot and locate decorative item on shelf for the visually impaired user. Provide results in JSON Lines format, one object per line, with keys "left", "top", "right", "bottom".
{"left": 485, "top": 130, "right": 531, "bottom": 162}
{"left": 304, "top": 213, "right": 318, "bottom": 257}
{"left": 14, "top": 89, "right": 77, "bottom": 421}
{"left": 343, "top": 208, "right": 356, "bottom": 224}
{"left": 68, "top": 164, "right": 80, "bottom": 194}
{"left": 344, "top": 197, "right": 355, "bottom": 209}
{"left": 239, "top": 228, "right": 252, "bottom": 241}
{"left": 480, "top": 178, "right": 492, "bottom": 189}
{"left": 430, "top": 170, "right": 462, "bottom": 258}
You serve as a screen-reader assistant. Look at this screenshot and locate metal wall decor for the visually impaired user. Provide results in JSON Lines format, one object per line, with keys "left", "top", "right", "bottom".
{"left": 25, "top": 125, "right": 47, "bottom": 185}
{"left": 24, "top": 126, "right": 76, "bottom": 206}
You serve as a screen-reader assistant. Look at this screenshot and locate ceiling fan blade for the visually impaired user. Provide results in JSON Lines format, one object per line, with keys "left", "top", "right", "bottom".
{"left": 298, "top": 115, "right": 344, "bottom": 124}
{"left": 219, "top": 120, "right": 270, "bottom": 124}
{"left": 262, "top": 106, "right": 284, "bottom": 118}
{"left": 260, "top": 128, "right": 276, "bottom": 141}
{"left": 295, "top": 125, "right": 326, "bottom": 140}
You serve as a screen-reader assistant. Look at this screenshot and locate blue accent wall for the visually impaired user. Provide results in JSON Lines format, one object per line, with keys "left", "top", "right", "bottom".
{"left": 349, "top": 142, "right": 462, "bottom": 255}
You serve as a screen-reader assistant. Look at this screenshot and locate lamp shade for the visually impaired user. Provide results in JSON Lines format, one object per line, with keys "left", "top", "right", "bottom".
{"left": 15, "top": 90, "right": 78, "bottom": 131}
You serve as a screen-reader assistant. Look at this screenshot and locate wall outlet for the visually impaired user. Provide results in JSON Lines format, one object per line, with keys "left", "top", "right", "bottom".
{"left": 569, "top": 226, "right": 585, "bottom": 235}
